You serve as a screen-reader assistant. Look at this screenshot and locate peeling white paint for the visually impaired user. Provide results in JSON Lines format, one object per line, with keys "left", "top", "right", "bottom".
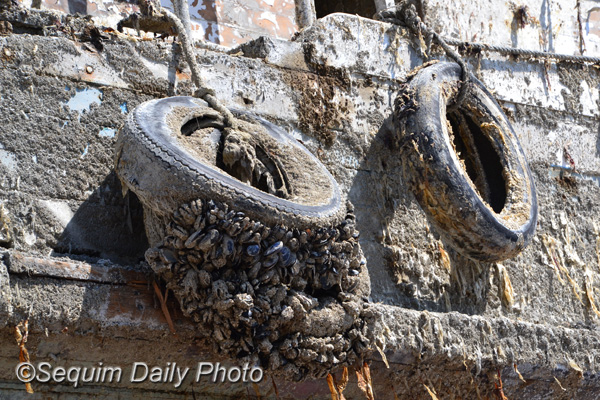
{"left": 64, "top": 88, "right": 103, "bottom": 115}
{"left": 0, "top": 145, "right": 17, "bottom": 172}
{"left": 40, "top": 200, "right": 74, "bottom": 228}
{"left": 578, "top": 79, "right": 598, "bottom": 116}
{"left": 24, "top": 232, "right": 36, "bottom": 246}
{"left": 555, "top": 148, "right": 564, "bottom": 166}
{"left": 549, "top": 165, "right": 600, "bottom": 187}
{"left": 259, "top": 11, "right": 279, "bottom": 30}
{"left": 45, "top": 50, "right": 129, "bottom": 89}
{"left": 99, "top": 127, "right": 116, "bottom": 138}
{"left": 139, "top": 56, "right": 170, "bottom": 81}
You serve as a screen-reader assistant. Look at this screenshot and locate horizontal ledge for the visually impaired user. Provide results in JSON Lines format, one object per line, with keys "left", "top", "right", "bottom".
{"left": 6, "top": 251, "right": 150, "bottom": 285}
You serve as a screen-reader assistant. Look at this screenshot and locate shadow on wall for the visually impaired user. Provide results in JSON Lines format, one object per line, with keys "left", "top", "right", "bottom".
{"left": 346, "top": 110, "right": 492, "bottom": 316}
{"left": 53, "top": 171, "right": 149, "bottom": 265}
{"left": 68, "top": 0, "right": 86, "bottom": 14}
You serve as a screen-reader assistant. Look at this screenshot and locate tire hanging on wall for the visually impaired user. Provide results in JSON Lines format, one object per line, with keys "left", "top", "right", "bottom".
{"left": 114, "top": 96, "right": 346, "bottom": 246}
{"left": 394, "top": 62, "right": 538, "bottom": 262}
{"left": 114, "top": 96, "right": 371, "bottom": 378}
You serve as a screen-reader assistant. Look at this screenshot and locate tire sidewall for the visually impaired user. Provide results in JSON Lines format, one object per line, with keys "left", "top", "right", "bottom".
{"left": 397, "top": 62, "right": 538, "bottom": 261}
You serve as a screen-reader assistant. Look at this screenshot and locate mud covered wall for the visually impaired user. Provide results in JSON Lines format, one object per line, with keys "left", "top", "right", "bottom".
{"left": 422, "top": 0, "right": 600, "bottom": 57}
{"left": 1, "top": 6, "right": 600, "bottom": 399}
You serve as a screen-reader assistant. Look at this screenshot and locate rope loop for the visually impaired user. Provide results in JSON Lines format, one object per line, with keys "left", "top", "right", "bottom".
{"left": 143, "top": 1, "right": 241, "bottom": 129}
{"left": 376, "top": 1, "right": 471, "bottom": 108}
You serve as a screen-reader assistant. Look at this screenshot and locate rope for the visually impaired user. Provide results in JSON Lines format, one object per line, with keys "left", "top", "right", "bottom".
{"left": 377, "top": 2, "right": 472, "bottom": 108}
{"left": 172, "top": 0, "right": 190, "bottom": 37}
{"left": 160, "top": 3, "right": 237, "bottom": 128}
{"left": 441, "top": 37, "right": 600, "bottom": 64}
{"left": 376, "top": 5, "right": 600, "bottom": 65}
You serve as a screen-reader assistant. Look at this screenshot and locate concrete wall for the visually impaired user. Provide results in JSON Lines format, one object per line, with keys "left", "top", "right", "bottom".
{"left": 1, "top": 0, "right": 600, "bottom": 398}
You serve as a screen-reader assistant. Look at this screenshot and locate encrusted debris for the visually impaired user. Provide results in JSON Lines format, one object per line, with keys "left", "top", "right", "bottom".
{"left": 497, "top": 263, "right": 514, "bottom": 308}
{"left": 15, "top": 320, "right": 33, "bottom": 394}
{"left": 0, "top": 20, "right": 12, "bottom": 35}
{"left": 146, "top": 198, "right": 371, "bottom": 380}
{"left": 0, "top": 204, "right": 12, "bottom": 248}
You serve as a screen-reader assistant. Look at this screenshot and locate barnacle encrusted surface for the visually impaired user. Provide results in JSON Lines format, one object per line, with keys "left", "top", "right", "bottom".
{"left": 146, "top": 198, "right": 371, "bottom": 380}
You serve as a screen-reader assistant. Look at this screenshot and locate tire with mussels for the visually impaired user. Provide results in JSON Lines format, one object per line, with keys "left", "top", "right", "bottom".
{"left": 115, "top": 96, "right": 371, "bottom": 379}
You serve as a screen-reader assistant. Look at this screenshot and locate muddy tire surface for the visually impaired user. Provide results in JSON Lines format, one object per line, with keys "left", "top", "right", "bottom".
{"left": 394, "top": 62, "right": 538, "bottom": 262}
{"left": 115, "top": 96, "right": 344, "bottom": 246}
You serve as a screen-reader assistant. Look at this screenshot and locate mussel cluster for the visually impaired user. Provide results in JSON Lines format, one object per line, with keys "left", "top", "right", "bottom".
{"left": 146, "top": 198, "right": 371, "bottom": 380}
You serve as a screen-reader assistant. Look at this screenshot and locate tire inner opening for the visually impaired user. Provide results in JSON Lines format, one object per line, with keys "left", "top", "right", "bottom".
{"left": 447, "top": 112, "right": 507, "bottom": 213}
{"left": 181, "top": 116, "right": 290, "bottom": 199}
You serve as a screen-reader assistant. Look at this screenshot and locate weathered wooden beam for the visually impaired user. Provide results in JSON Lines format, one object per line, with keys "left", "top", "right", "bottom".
{"left": 6, "top": 252, "right": 150, "bottom": 284}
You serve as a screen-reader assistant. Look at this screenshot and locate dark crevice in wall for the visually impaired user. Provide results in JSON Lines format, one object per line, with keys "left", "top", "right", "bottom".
{"left": 315, "top": 0, "right": 376, "bottom": 19}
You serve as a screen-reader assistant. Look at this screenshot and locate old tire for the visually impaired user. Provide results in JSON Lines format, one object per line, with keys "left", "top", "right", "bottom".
{"left": 394, "top": 62, "right": 537, "bottom": 262}
{"left": 115, "top": 96, "right": 344, "bottom": 246}
{"left": 115, "top": 97, "right": 370, "bottom": 378}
